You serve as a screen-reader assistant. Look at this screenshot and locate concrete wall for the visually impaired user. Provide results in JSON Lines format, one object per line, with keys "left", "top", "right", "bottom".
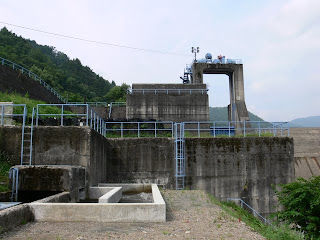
{"left": 14, "top": 166, "right": 85, "bottom": 202}
{"left": 0, "top": 126, "right": 294, "bottom": 215}
{"left": 0, "top": 126, "right": 22, "bottom": 164}
{"left": 106, "top": 106, "right": 126, "bottom": 120}
{"left": 0, "top": 65, "right": 63, "bottom": 104}
{"left": 105, "top": 138, "right": 174, "bottom": 187}
{"left": 290, "top": 128, "right": 320, "bottom": 179}
{"left": 126, "top": 84, "right": 209, "bottom": 122}
{"left": 185, "top": 137, "right": 294, "bottom": 216}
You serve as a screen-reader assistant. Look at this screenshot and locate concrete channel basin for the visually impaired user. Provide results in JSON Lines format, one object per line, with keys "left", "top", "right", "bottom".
{"left": 29, "top": 184, "right": 166, "bottom": 222}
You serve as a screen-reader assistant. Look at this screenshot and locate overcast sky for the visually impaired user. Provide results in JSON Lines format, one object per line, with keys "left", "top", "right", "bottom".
{"left": 1, "top": 0, "right": 319, "bottom": 121}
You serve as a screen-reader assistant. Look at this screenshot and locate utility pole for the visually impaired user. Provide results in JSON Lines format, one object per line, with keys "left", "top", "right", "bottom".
{"left": 191, "top": 47, "right": 199, "bottom": 62}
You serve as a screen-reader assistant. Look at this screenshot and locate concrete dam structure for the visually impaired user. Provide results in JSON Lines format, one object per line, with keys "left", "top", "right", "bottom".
{"left": 1, "top": 54, "right": 315, "bottom": 232}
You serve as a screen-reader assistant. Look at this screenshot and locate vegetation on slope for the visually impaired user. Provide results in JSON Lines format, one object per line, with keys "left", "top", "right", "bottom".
{"left": 0, "top": 151, "right": 11, "bottom": 192}
{"left": 274, "top": 176, "right": 320, "bottom": 239}
{"left": 208, "top": 194, "right": 303, "bottom": 240}
{"left": 0, "top": 27, "right": 128, "bottom": 102}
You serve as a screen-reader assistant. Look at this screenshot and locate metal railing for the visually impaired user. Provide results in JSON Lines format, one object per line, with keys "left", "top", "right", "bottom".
{"left": 68, "top": 102, "right": 108, "bottom": 107}
{"left": 108, "top": 102, "right": 126, "bottom": 118}
{"left": 227, "top": 198, "right": 274, "bottom": 227}
{"left": 9, "top": 167, "right": 19, "bottom": 202}
{"left": 183, "top": 121, "right": 290, "bottom": 137}
{"left": 1, "top": 57, "right": 67, "bottom": 103}
{"left": 105, "top": 121, "right": 174, "bottom": 138}
{"left": 129, "top": 89, "right": 208, "bottom": 94}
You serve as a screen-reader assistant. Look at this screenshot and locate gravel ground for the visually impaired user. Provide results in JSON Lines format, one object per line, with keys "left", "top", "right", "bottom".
{"left": 1, "top": 190, "right": 265, "bottom": 240}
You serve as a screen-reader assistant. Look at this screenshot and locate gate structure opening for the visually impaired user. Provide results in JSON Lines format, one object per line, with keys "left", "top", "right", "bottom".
{"left": 190, "top": 56, "right": 250, "bottom": 122}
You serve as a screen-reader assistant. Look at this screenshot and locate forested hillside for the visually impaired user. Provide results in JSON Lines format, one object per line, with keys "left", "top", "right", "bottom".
{"left": 210, "top": 107, "right": 264, "bottom": 121}
{"left": 0, "top": 27, "right": 127, "bottom": 102}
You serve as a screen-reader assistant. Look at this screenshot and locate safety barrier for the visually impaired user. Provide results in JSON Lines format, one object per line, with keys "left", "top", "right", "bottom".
{"left": 227, "top": 198, "right": 274, "bottom": 227}
{"left": 129, "top": 89, "right": 208, "bottom": 94}
{"left": 183, "top": 121, "right": 290, "bottom": 137}
{"left": 1, "top": 57, "right": 67, "bottom": 103}
{"left": 105, "top": 121, "right": 174, "bottom": 138}
{"left": 68, "top": 102, "right": 108, "bottom": 107}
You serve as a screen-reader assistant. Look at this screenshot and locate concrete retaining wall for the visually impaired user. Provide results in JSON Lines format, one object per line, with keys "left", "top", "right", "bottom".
{"left": 185, "top": 137, "right": 294, "bottom": 216}
{"left": 0, "top": 126, "right": 294, "bottom": 215}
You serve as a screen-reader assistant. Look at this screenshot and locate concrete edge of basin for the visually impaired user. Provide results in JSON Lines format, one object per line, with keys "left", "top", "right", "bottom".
{"left": 99, "top": 187, "right": 122, "bottom": 203}
{"left": 29, "top": 184, "right": 166, "bottom": 222}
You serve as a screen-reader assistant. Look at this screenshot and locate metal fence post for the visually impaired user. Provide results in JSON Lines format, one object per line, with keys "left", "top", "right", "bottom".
{"left": 228, "top": 122, "right": 231, "bottom": 137}
{"left": 121, "top": 122, "right": 123, "bottom": 138}
{"left": 61, "top": 105, "right": 64, "bottom": 126}
{"left": 86, "top": 104, "right": 89, "bottom": 126}
{"left": 198, "top": 122, "right": 200, "bottom": 137}
{"left": 138, "top": 122, "right": 140, "bottom": 137}
{"left": 258, "top": 121, "right": 261, "bottom": 137}
{"left": 213, "top": 122, "right": 216, "bottom": 137}
{"left": 0, "top": 105, "right": 3, "bottom": 126}
{"left": 244, "top": 121, "right": 246, "bottom": 137}
{"left": 155, "top": 122, "right": 157, "bottom": 137}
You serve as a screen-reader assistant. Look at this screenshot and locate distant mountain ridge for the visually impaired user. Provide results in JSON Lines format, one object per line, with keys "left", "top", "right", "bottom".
{"left": 290, "top": 116, "right": 320, "bottom": 127}
{"left": 209, "top": 107, "right": 264, "bottom": 121}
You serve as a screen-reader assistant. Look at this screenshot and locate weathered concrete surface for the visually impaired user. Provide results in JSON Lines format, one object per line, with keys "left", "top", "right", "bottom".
{"left": 29, "top": 184, "right": 166, "bottom": 222}
{"left": 106, "top": 106, "right": 126, "bottom": 120}
{"left": 126, "top": 84, "right": 209, "bottom": 122}
{"left": 185, "top": 137, "right": 294, "bottom": 216}
{"left": 0, "top": 203, "right": 33, "bottom": 233}
{"left": 105, "top": 138, "right": 174, "bottom": 187}
{"left": 0, "top": 126, "right": 22, "bottom": 165}
{"left": 0, "top": 192, "right": 70, "bottom": 234}
{"left": 12, "top": 165, "right": 85, "bottom": 202}
{"left": 0, "top": 65, "right": 63, "bottom": 104}
{"left": 290, "top": 128, "right": 320, "bottom": 179}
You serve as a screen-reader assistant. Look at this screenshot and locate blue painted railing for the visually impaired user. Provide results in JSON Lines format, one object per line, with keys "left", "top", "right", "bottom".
{"left": 0, "top": 57, "right": 67, "bottom": 103}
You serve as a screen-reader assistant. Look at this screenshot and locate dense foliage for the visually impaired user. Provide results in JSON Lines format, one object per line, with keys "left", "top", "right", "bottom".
{"left": 0, "top": 27, "right": 128, "bottom": 102}
{"left": 274, "top": 177, "right": 320, "bottom": 239}
{"left": 210, "top": 106, "right": 264, "bottom": 121}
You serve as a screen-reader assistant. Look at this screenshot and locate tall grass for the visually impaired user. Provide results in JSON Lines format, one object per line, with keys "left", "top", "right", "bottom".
{"left": 208, "top": 194, "right": 303, "bottom": 240}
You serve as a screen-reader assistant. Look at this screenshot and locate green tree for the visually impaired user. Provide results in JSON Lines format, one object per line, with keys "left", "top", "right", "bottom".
{"left": 0, "top": 27, "right": 117, "bottom": 102}
{"left": 104, "top": 83, "right": 130, "bottom": 102}
{"left": 274, "top": 176, "right": 320, "bottom": 239}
